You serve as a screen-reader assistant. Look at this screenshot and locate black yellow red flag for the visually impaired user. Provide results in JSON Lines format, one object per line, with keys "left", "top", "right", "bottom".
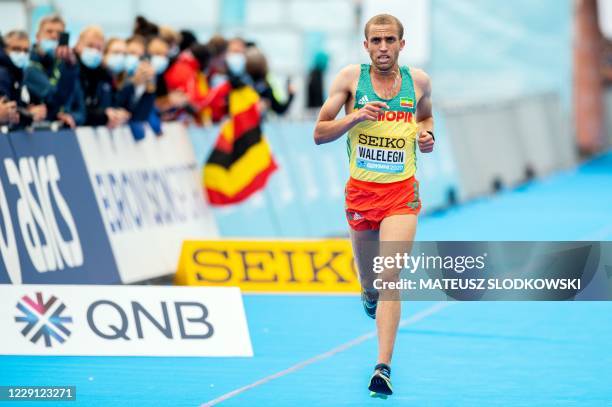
{"left": 203, "top": 84, "right": 277, "bottom": 205}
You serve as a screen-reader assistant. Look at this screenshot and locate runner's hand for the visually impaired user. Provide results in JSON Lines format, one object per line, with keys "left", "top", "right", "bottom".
{"left": 418, "top": 130, "right": 434, "bottom": 153}
{"left": 353, "top": 101, "right": 388, "bottom": 123}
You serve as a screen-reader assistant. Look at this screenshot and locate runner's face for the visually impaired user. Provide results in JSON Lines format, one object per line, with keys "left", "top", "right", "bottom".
{"left": 364, "top": 24, "right": 404, "bottom": 72}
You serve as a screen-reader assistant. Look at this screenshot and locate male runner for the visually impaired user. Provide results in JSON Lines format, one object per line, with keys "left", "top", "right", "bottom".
{"left": 313, "top": 14, "right": 434, "bottom": 398}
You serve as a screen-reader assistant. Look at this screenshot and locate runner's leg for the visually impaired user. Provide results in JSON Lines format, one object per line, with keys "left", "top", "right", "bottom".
{"left": 376, "top": 214, "right": 417, "bottom": 365}
{"left": 349, "top": 227, "right": 380, "bottom": 298}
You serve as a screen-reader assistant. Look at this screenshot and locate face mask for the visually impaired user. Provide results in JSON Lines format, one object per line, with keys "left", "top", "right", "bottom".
{"left": 80, "top": 47, "right": 102, "bottom": 69}
{"left": 125, "top": 54, "right": 140, "bottom": 75}
{"left": 9, "top": 52, "right": 29, "bottom": 69}
{"left": 39, "top": 39, "right": 58, "bottom": 55}
{"left": 150, "top": 55, "right": 169, "bottom": 75}
{"left": 106, "top": 53, "right": 125, "bottom": 74}
{"left": 226, "top": 52, "right": 246, "bottom": 75}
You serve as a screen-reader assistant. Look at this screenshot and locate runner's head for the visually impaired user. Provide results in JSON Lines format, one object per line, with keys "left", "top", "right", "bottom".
{"left": 363, "top": 14, "right": 405, "bottom": 72}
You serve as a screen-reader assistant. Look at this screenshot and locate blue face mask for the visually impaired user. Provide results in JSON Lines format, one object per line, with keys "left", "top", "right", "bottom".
{"left": 226, "top": 52, "right": 246, "bottom": 75}
{"left": 9, "top": 52, "right": 29, "bottom": 69}
{"left": 80, "top": 47, "right": 102, "bottom": 69}
{"left": 125, "top": 54, "right": 140, "bottom": 75}
{"left": 39, "top": 39, "right": 58, "bottom": 56}
{"left": 150, "top": 55, "right": 169, "bottom": 75}
{"left": 106, "top": 53, "right": 126, "bottom": 74}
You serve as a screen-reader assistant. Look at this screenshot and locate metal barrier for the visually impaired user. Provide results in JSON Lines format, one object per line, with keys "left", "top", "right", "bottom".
{"left": 439, "top": 93, "right": 577, "bottom": 201}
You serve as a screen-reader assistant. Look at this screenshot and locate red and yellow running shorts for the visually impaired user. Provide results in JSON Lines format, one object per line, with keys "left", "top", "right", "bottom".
{"left": 345, "top": 176, "right": 421, "bottom": 231}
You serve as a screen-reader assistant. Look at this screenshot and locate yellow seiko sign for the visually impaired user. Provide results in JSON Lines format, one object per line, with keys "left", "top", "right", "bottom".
{"left": 175, "top": 240, "right": 361, "bottom": 293}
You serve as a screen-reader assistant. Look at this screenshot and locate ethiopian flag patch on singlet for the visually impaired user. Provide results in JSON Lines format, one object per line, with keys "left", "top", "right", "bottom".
{"left": 400, "top": 97, "right": 414, "bottom": 108}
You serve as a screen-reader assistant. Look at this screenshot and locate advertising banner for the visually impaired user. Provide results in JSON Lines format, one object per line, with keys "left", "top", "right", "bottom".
{"left": 176, "top": 239, "right": 360, "bottom": 293}
{"left": 76, "top": 124, "right": 219, "bottom": 283}
{"left": 0, "top": 285, "right": 252, "bottom": 357}
{"left": 0, "top": 130, "right": 120, "bottom": 284}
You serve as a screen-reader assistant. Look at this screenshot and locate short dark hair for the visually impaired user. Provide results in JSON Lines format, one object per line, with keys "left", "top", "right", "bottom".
{"left": 364, "top": 14, "right": 404, "bottom": 40}
{"left": 179, "top": 30, "right": 197, "bottom": 51}
{"left": 207, "top": 35, "right": 227, "bottom": 57}
{"left": 191, "top": 43, "right": 211, "bottom": 70}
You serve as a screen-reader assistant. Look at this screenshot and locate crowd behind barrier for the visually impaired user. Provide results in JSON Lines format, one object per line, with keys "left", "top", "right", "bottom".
{"left": 0, "top": 14, "right": 295, "bottom": 134}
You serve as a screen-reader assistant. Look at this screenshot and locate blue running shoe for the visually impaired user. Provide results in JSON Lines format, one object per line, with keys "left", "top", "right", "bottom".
{"left": 362, "top": 291, "right": 378, "bottom": 319}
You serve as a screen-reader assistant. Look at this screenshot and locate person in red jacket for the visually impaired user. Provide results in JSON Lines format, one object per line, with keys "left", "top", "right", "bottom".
{"left": 163, "top": 43, "right": 217, "bottom": 124}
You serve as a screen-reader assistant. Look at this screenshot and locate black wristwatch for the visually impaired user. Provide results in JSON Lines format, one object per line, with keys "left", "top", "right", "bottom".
{"left": 426, "top": 130, "right": 435, "bottom": 141}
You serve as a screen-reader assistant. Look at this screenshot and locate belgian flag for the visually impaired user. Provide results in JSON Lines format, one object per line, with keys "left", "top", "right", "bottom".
{"left": 203, "top": 85, "right": 277, "bottom": 205}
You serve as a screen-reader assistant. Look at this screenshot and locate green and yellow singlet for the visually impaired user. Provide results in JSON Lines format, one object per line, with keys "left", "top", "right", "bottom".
{"left": 347, "top": 64, "right": 418, "bottom": 183}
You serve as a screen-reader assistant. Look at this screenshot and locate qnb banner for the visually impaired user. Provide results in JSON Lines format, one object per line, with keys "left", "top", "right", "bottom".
{"left": 0, "top": 285, "right": 252, "bottom": 357}
{"left": 175, "top": 240, "right": 361, "bottom": 293}
{"left": 0, "top": 130, "right": 120, "bottom": 284}
{"left": 76, "top": 123, "right": 219, "bottom": 283}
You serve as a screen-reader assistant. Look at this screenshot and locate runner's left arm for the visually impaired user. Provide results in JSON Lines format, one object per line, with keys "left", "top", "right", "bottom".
{"left": 415, "top": 71, "right": 434, "bottom": 153}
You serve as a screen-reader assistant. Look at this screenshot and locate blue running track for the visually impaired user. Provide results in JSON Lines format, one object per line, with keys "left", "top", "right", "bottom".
{"left": 2, "top": 152, "right": 611, "bottom": 406}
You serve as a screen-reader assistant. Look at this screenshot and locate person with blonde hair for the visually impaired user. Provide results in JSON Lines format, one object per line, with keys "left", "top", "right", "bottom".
{"left": 75, "top": 26, "right": 130, "bottom": 127}
{"left": 24, "top": 14, "right": 80, "bottom": 127}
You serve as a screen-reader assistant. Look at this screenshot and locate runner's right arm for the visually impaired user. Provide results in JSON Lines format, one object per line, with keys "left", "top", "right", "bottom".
{"left": 313, "top": 65, "right": 387, "bottom": 145}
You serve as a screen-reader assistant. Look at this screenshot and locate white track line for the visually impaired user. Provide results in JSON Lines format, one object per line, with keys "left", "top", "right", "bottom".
{"left": 200, "top": 302, "right": 451, "bottom": 406}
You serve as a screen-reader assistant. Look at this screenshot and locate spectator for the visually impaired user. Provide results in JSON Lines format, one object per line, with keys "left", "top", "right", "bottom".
{"left": 125, "top": 36, "right": 147, "bottom": 76}
{"left": 159, "top": 26, "right": 181, "bottom": 62}
{"left": 203, "top": 37, "right": 251, "bottom": 121}
{"left": 149, "top": 36, "right": 188, "bottom": 120}
{"left": 24, "top": 14, "right": 81, "bottom": 128}
{"left": 148, "top": 37, "right": 170, "bottom": 77}
{"left": 206, "top": 35, "right": 228, "bottom": 88}
{"left": 0, "top": 30, "right": 47, "bottom": 127}
{"left": 224, "top": 37, "right": 248, "bottom": 83}
{"left": 179, "top": 30, "right": 197, "bottom": 52}
{"left": 75, "top": 26, "right": 129, "bottom": 127}
{"left": 164, "top": 42, "right": 212, "bottom": 123}
{"left": 104, "top": 38, "right": 127, "bottom": 79}
{"left": 118, "top": 35, "right": 156, "bottom": 123}
{"left": 307, "top": 50, "right": 328, "bottom": 108}
{"left": 246, "top": 46, "right": 295, "bottom": 116}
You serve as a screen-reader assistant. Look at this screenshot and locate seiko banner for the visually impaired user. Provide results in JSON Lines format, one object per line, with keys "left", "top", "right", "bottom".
{"left": 0, "top": 285, "right": 252, "bottom": 357}
{"left": 77, "top": 124, "right": 219, "bottom": 283}
{"left": 0, "top": 130, "right": 120, "bottom": 284}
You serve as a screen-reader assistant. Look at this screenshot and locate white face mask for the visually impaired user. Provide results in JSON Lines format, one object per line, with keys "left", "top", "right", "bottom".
{"left": 125, "top": 54, "right": 140, "bottom": 75}
{"left": 105, "top": 53, "right": 126, "bottom": 74}
{"left": 81, "top": 47, "right": 103, "bottom": 69}
{"left": 9, "top": 51, "right": 29, "bottom": 69}
{"left": 150, "top": 55, "right": 169, "bottom": 74}
{"left": 39, "top": 39, "right": 58, "bottom": 55}
{"left": 226, "top": 52, "right": 246, "bottom": 75}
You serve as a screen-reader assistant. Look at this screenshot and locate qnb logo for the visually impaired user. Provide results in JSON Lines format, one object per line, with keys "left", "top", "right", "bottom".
{"left": 15, "top": 292, "right": 73, "bottom": 347}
